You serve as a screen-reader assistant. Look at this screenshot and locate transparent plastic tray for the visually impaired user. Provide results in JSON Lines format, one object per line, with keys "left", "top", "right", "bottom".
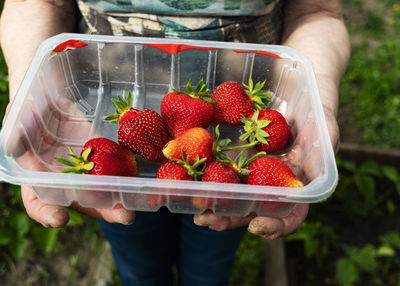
{"left": 0, "top": 33, "right": 338, "bottom": 217}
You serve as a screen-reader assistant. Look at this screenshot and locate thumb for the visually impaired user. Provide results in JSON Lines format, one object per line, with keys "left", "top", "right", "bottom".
{"left": 21, "top": 186, "right": 69, "bottom": 228}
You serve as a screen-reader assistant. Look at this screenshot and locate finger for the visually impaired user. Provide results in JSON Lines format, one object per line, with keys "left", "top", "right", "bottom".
{"left": 71, "top": 201, "right": 136, "bottom": 225}
{"left": 194, "top": 210, "right": 256, "bottom": 231}
{"left": 21, "top": 186, "right": 69, "bottom": 228}
{"left": 248, "top": 204, "right": 309, "bottom": 239}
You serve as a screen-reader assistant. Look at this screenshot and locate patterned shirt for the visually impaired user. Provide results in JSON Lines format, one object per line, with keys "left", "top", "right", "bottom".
{"left": 80, "top": 0, "right": 278, "bottom": 16}
{"left": 77, "top": 0, "right": 284, "bottom": 44}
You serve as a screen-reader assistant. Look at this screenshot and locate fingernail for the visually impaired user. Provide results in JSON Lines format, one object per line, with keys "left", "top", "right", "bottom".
{"left": 193, "top": 215, "right": 208, "bottom": 226}
{"left": 49, "top": 207, "right": 69, "bottom": 228}
{"left": 122, "top": 218, "right": 135, "bottom": 225}
{"left": 122, "top": 213, "right": 136, "bottom": 225}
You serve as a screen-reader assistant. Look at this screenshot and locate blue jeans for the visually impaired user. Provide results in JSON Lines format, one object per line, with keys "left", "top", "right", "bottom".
{"left": 98, "top": 207, "right": 247, "bottom": 286}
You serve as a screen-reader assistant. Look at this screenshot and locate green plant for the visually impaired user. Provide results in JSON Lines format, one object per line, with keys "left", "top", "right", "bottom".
{"left": 0, "top": 184, "right": 100, "bottom": 276}
{"left": 335, "top": 159, "right": 400, "bottom": 217}
{"left": 340, "top": 2, "right": 400, "bottom": 149}
{"left": 229, "top": 232, "right": 265, "bottom": 286}
{"left": 335, "top": 232, "right": 400, "bottom": 286}
{"left": 285, "top": 158, "right": 400, "bottom": 286}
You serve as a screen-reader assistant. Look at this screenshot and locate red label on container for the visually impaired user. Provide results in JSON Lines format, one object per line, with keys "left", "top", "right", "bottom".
{"left": 141, "top": 43, "right": 221, "bottom": 54}
{"left": 52, "top": 41, "right": 281, "bottom": 59}
{"left": 51, "top": 40, "right": 88, "bottom": 55}
{"left": 233, "top": 50, "right": 282, "bottom": 59}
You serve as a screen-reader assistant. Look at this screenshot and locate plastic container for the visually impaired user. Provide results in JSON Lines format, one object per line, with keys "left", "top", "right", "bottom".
{"left": 0, "top": 33, "right": 338, "bottom": 217}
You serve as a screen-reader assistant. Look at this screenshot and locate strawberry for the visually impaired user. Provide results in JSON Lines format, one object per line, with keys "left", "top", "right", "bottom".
{"left": 247, "top": 157, "right": 303, "bottom": 188}
{"left": 201, "top": 161, "right": 241, "bottom": 184}
{"left": 148, "top": 156, "right": 206, "bottom": 207}
{"left": 162, "top": 127, "right": 214, "bottom": 165}
{"left": 104, "top": 91, "right": 141, "bottom": 124}
{"left": 211, "top": 77, "right": 270, "bottom": 125}
{"left": 240, "top": 109, "right": 291, "bottom": 154}
{"left": 160, "top": 80, "right": 215, "bottom": 138}
{"left": 118, "top": 108, "right": 169, "bottom": 163}
{"left": 192, "top": 161, "right": 241, "bottom": 209}
{"left": 247, "top": 157, "right": 302, "bottom": 214}
{"left": 55, "top": 138, "right": 137, "bottom": 177}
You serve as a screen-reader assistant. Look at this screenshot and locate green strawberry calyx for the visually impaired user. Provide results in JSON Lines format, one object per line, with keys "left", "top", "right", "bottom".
{"left": 239, "top": 110, "right": 271, "bottom": 144}
{"left": 230, "top": 151, "right": 266, "bottom": 177}
{"left": 171, "top": 79, "right": 214, "bottom": 103}
{"left": 55, "top": 147, "right": 94, "bottom": 173}
{"left": 243, "top": 76, "right": 271, "bottom": 110}
{"left": 104, "top": 91, "right": 132, "bottom": 123}
{"left": 172, "top": 150, "right": 207, "bottom": 181}
{"left": 212, "top": 125, "right": 265, "bottom": 177}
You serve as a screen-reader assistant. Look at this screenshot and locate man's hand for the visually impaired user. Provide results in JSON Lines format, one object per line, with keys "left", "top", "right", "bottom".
{"left": 194, "top": 204, "right": 308, "bottom": 239}
{"left": 21, "top": 186, "right": 136, "bottom": 227}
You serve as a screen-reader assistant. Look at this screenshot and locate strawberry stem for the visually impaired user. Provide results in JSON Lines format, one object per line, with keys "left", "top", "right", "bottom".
{"left": 220, "top": 141, "right": 257, "bottom": 152}
{"left": 243, "top": 151, "right": 266, "bottom": 167}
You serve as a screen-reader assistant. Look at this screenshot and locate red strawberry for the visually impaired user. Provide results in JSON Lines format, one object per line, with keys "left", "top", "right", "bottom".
{"left": 118, "top": 109, "right": 169, "bottom": 163}
{"left": 202, "top": 161, "right": 241, "bottom": 184}
{"left": 104, "top": 91, "right": 141, "bottom": 124}
{"left": 247, "top": 157, "right": 302, "bottom": 214}
{"left": 156, "top": 161, "right": 195, "bottom": 181}
{"left": 192, "top": 162, "right": 240, "bottom": 209}
{"left": 55, "top": 138, "right": 136, "bottom": 177}
{"left": 211, "top": 77, "right": 270, "bottom": 125}
{"left": 240, "top": 109, "right": 291, "bottom": 154}
{"left": 163, "top": 127, "right": 213, "bottom": 165}
{"left": 160, "top": 80, "right": 215, "bottom": 138}
{"left": 247, "top": 157, "right": 303, "bottom": 188}
{"left": 148, "top": 157, "right": 205, "bottom": 207}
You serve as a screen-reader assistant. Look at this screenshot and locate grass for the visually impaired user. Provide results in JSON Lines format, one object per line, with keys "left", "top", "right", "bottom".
{"left": 339, "top": 1, "right": 400, "bottom": 148}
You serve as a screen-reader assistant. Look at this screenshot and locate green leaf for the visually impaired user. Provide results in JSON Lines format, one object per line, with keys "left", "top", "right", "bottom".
{"left": 67, "top": 210, "right": 85, "bottom": 226}
{"left": 0, "top": 228, "right": 13, "bottom": 246}
{"left": 346, "top": 244, "right": 377, "bottom": 272}
{"left": 336, "top": 258, "right": 358, "bottom": 286}
{"left": 359, "top": 160, "right": 381, "bottom": 176}
{"left": 12, "top": 212, "right": 30, "bottom": 238}
{"left": 81, "top": 148, "right": 91, "bottom": 161}
{"left": 11, "top": 237, "right": 28, "bottom": 259}
{"left": 379, "top": 232, "right": 400, "bottom": 249}
{"left": 354, "top": 174, "right": 375, "bottom": 202}
{"left": 237, "top": 151, "right": 247, "bottom": 167}
{"left": 239, "top": 132, "right": 251, "bottom": 141}
{"left": 255, "top": 133, "right": 268, "bottom": 144}
{"left": 257, "top": 128, "right": 269, "bottom": 138}
{"left": 215, "top": 124, "right": 221, "bottom": 140}
{"left": 382, "top": 165, "right": 399, "bottom": 183}
{"left": 54, "top": 157, "right": 76, "bottom": 167}
{"left": 83, "top": 162, "right": 94, "bottom": 171}
{"left": 186, "top": 81, "right": 193, "bottom": 94}
{"left": 337, "top": 159, "right": 357, "bottom": 172}
{"left": 32, "top": 227, "right": 60, "bottom": 254}
{"left": 376, "top": 245, "right": 395, "bottom": 257}
{"left": 218, "top": 139, "right": 231, "bottom": 147}
{"left": 386, "top": 200, "right": 396, "bottom": 213}
{"left": 258, "top": 120, "right": 271, "bottom": 128}
{"left": 304, "top": 237, "right": 319, "bottom": 258}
